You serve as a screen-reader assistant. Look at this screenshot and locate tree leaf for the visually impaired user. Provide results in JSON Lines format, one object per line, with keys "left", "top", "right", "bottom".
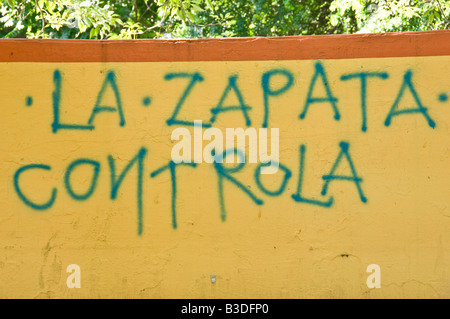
{"left": 5, "top": 0, "right": 15, "bottom": 9}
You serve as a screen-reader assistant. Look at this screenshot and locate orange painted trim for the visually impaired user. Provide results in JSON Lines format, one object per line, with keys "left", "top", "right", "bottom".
{"left": 0, "top": 30, "right": 449, "bottom": 62}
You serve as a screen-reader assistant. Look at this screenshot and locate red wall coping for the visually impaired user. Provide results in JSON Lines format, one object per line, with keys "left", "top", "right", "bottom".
{"left": 0, "top": 30, "right": 449, "bottom": 62}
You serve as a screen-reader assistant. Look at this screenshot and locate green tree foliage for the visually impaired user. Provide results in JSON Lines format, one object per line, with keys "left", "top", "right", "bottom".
{"left": 172, "top": 0, "right": 336, "bottom": 37}
{"left": 0, "top": 0, "right": 205, "bottom": 39}
{"left": 329, "top": 0, "right": 450, "bottom": 33}
{"left": 0, "top": 0, "right": 448, "bottom": 39}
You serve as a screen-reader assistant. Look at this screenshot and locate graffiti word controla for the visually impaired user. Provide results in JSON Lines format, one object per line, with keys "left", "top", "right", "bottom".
{"left": 10, "top": 61, "right": 445, "bottom": 236}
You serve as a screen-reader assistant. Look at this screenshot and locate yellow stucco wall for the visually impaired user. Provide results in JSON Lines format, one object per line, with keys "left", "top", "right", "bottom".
{"left": 0, "top": 55, "right": 449, "bottom": 298}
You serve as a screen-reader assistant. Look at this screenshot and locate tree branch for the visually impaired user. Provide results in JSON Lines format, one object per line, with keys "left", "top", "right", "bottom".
{"left": 435, "top": 0, "right": 449, "bottom": 28}
{"left": 34, "top": 0, "right": 45, "bottom": 36}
